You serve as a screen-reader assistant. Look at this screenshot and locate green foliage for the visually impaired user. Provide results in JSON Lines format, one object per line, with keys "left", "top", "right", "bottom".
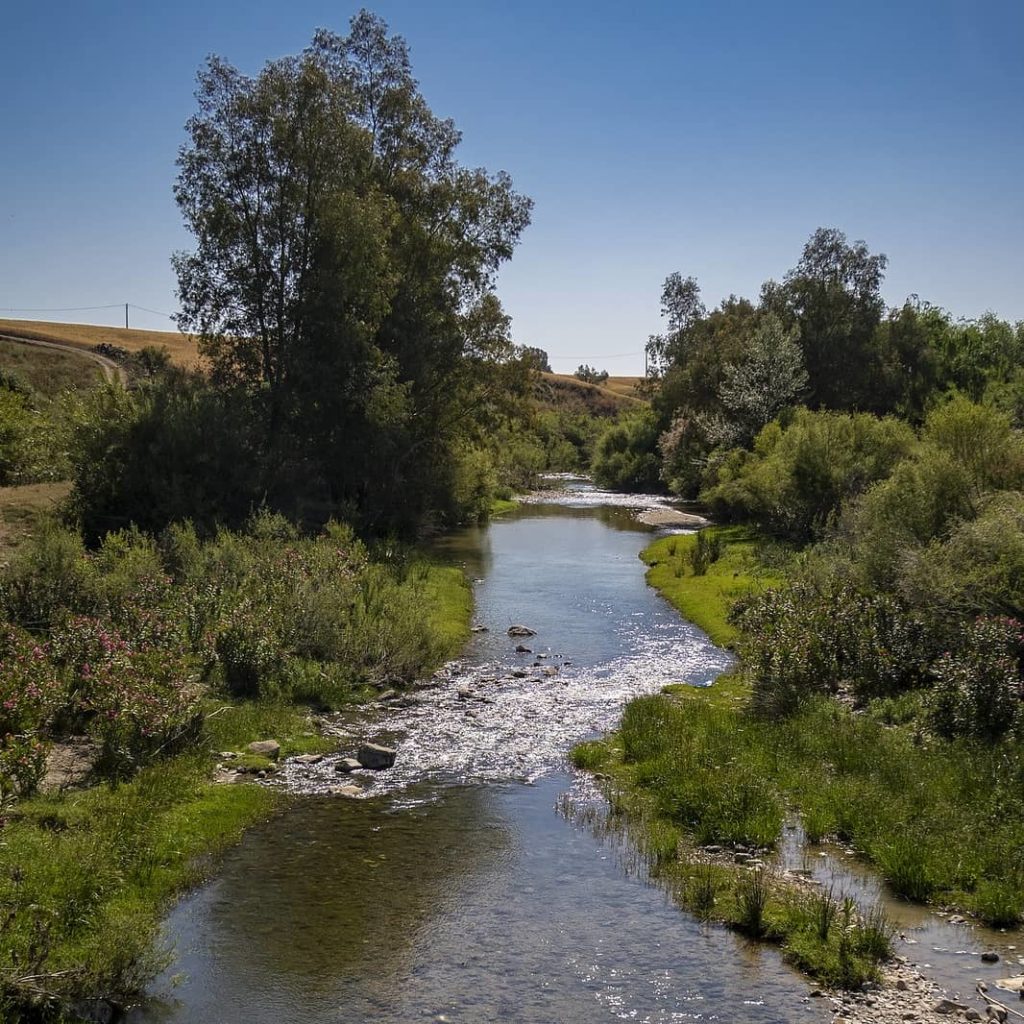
{"left": 591, "top": 409, "right": 662, "bottom": 492}
{"left": 930, "top": 617, "right": 1024, "bottom": 742}
{"left": 0, "top": 752, "right": 278, "bottom": 1016}
{"left": 574, "top": 364, "right": 609, "bottom": 384}
{"left": 170, "top": 12, "right": 532, "bottom": 536}
{"left": 687, "top": 529, "right": 724, "bottom": 576}
{"left": 601, "top": 687, "right": 1024, "bottom": 927}
{"left": 702, "top": 408, "right": 916, "bottom": 539}
{"left": 736, "top": 581, "right": 933, "bottom": 715}
{"left": 0, "top": 387, "right": 55, "bottom": 485}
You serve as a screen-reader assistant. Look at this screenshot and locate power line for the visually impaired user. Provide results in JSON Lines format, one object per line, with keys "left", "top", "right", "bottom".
{"left": 129, "top": 304, "right": 177, "bottom": 319}
{"left": 547, "top": 351, "right": 643, "bottom": 360}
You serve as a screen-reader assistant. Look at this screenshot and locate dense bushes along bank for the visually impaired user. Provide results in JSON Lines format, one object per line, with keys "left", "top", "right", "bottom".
{"left": 0, "top": 511, "right": 471, "bottom": 1019}
{"left": 575, "top": 525, "right": 1024, "bottom": 988}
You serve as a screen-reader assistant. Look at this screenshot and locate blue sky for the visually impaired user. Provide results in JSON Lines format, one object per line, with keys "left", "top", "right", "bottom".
{"left": 1, "top": 0, "right": 1021, "bottom": 374}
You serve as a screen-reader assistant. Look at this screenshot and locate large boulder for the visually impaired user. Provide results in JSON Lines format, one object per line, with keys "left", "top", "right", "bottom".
{"left": 247, "top": 739, "right": 281, "bottom": 760}
{"left": 357, "top": 743, "right": 397, "bottom": 770}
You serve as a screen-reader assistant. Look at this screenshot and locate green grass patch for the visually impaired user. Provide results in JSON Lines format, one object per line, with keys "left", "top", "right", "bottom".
{"left": 419, "top": 563, "right": 473, "bottom": 661}
{"left": 640, "top": 527, "right": 782, "bottom": 646}
{"left": 581, "top": 682, "right": 1024, "bottom": 931}
{"left": 488, "top": 497, "right": 519, "bottom": 517}
{"left": 572, "top": 736, "right": 893, "bottom": 988}
{"left": 0, "top": 697, "right": 342, "bottom": 1018}
{"left": 0, "top": 755, "right": 275, "bottom": 1016}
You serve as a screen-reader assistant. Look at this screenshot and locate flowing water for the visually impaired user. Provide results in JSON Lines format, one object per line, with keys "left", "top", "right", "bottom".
{"left": 136, "top": 481, "right": 1022, "bottom": 1022}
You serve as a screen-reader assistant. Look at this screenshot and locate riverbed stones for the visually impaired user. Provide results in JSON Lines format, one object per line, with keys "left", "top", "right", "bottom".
{"left": 335, "top": 757, "right": 363, "bottom": 773}
{"left": 507, "top": 625, "right": 536, "bottom": 637}
{"left": 981, "top": 951, "right": 1001, "bottom": 963}
{"left": 247, "top": 740, "right": 281, "bottom": 760}
{"left": 291, "top": 753, "right": 324, "bottom": 765}
{"left": 934, "top": 998, "right": 969, "bottom": 1014}
{"left": 357, "top": 743, "right": 397, "bottom": 770}
{"left": 333, "top": 784, "right": 362, "bottom": 798}
{"left": 515, "top": 644, "right": 532, "bottom": 653}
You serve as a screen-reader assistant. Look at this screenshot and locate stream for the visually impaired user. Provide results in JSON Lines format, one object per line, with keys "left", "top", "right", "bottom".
{"left": 136, "top": 480, "right": 1023, "bottom": 1023}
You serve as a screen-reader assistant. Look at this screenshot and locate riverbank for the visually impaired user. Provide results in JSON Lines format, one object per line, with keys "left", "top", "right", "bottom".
{"left": 639, "top": 525, "right": 783, "bottom": 645}
{"left": 572, "top": 525, "right": 1024, "bottom": 1015}
{"left": 0, "top": 520, "right": 472, "bottom": 1020}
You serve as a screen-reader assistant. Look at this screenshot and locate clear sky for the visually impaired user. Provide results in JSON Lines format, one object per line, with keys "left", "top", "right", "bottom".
{"left": 1, "top": 0, "right": 1021, "bottom": 374}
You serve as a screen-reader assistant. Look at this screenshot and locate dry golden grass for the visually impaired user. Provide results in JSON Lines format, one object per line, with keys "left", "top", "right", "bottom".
{"left": 0, "top": 338, "right": 104, "bottom": 395}
{"left": 0, "top": 319, "right": 200, "bottom": 369}
{"left": 0, "top": 481, "right": 72, "bottom": 565}
{"left": 602, "top": 375, "right": 646, "bottom": 398}
{"left": 542, "top": 372, "right": 647, "bottom": 409}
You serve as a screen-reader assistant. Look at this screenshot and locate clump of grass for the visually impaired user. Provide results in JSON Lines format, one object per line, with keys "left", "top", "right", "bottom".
{"left": 874, "top": 836, "right": 935, "bottom": 902}
{"left": 811, "top": 887, "right": 838, "bottom": 942}
{"left": 688, "top": 529, "right": 725, "bottom": 576}
{"left": 735, "top": 868, "right": 771, "bottom": 937}
{"left": 686, "top": 861, "right": 720, "bottom": 920}
{"left": 571, "top": 739, "right": 612, "bottom": 771}
{"left": 973, "top": 878, "right": 1024, "bottom": 928}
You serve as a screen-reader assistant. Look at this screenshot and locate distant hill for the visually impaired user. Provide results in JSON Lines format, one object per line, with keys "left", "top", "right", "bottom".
{"left": 536, "top": 372, "right": 646, "bottom": 417}
{"left": 0, "top": 319, "right": 200, "bottom": 368}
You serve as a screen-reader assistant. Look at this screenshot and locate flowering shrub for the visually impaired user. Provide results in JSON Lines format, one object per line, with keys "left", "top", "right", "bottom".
{"left": 0, "top": 626, "right": 65, "bottom": 735}
{"left": 737, "top": 583, "right": 931, "bottom": 716}
{"left": 85, "top": 648, "right": 202, "bottom": 775}
{"left": 931, "top": 617, "right": 1024, "bottom": 741}
{"left": 0, "top": 734, "right": 48, "bottom": 802}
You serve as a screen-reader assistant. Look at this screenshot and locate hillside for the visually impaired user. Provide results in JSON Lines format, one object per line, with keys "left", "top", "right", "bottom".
{"left": 537, "top": 372, "right": 646, "bottom": 417}
{"left": 0, "top": 319, "right": 200, "bottom": 368}
{"left": 0, "top": 337, "right": 105, "bottom": 395}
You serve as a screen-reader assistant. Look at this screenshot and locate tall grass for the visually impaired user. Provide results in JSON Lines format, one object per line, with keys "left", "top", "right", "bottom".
{"left": 605, "top": 687, "right": 1024, "bottom": 927}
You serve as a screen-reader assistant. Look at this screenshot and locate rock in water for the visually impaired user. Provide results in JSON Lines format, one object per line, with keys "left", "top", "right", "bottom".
{"left": 507, "top": 625, "right": 536, "bottom": 637}
{"left": 357, "top": 743, "right": 397, "bottom": 770}
{"left": 247, "top": 740, "right": 281, "bottom": 760}
{"left": 335, "top": 757, "right": 363, "bottom": 773}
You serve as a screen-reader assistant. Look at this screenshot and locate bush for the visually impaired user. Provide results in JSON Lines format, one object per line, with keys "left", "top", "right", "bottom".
{"left": 702, "top": 408, "right": 916, "bottom": 539}
{"left": 737, "top": 581, "right": 932, "bottom": 716}
{"left": 592, "top": 410, "right": 663, "bottom": 492}
{"left": 930, "top": 617, "right": 1024, "bottom": 741}
{"left": 688, "top": 529, "right": 724, "bottom": 576}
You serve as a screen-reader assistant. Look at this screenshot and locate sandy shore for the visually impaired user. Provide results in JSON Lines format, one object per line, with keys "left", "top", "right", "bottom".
{"left": 635, "top": 506, "right": 709, "bottom": 528}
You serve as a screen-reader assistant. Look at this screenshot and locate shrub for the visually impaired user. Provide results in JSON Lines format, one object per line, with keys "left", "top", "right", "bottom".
{"left": 930, "top": 617, "right": 1024, "bottom": 742}
{"left": 702, "top": 408, "right": 916, "bottom": 539}
{"left": 688, "top": 529, "right": 725, "bottom": 576}
{"left": 215, "top": 611, "right": 284, "bottom": 699}
{"left": 737, "top": 581, "right": 932, "bottom": 716}
{"left": 592, "top": 410, "right": 663, "bottom": 492}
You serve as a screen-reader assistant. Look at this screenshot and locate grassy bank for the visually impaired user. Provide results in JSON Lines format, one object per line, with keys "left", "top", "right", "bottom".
{"left": 640, "top": 526, "right": 782, "bottom": 645}
{"left": 488, "top": 497, "right": 519, "bottom": 517}
{"left": 571, "top": 523, "right": 1024, "bottom": 988}
{"left": 572, "top": 689, "right": 894, "bottom": 988}
{"left": 0, "top": 514, "right": 473, "bottom": 1018}
{"left": 0, "top": 705, "right": 333, "bottom": 1018}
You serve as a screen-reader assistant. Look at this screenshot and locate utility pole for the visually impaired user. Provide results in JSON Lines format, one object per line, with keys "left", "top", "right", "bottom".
{"left": 125, "top": 303, "right": 129, "bottom": 329}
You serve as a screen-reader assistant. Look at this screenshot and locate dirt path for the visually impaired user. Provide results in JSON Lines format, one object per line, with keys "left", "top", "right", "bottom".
{"left": 0, "top": 332, "right": 126, "bottom": 384}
